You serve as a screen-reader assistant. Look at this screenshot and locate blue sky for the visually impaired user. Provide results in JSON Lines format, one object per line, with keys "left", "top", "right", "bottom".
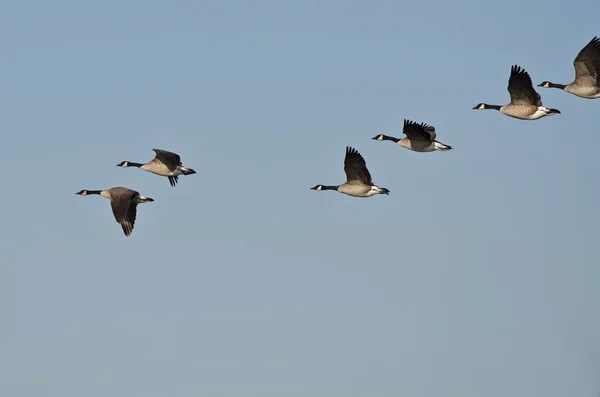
{"left": 3, "top": 0, "right": 600, "bottom": 396}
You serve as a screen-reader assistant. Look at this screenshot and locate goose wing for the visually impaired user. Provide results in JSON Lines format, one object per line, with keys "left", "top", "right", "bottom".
{"left": 108, "top": 188, "right": 138, "bottom": 236}
{"left": 573, "top": 36, "right": 600, "bottom": 87}
{"left": 343, "top": 146, "right": 372, "bottom": 185}
{"left": 507, "top": 65, "right": 542, "bottom": 106}
{"left": 152, "top": 148, "right": 181, "bottom": 170}
{"left": 402, "top": 119, "right": 437, "bottom": 140}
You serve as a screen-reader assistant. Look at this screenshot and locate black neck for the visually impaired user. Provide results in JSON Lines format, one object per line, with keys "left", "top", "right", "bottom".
{"left": 549, "top": 82, "right": 567, "bottom": 90}
{"left": 380, "top": 134, "right": 400, "bottom": 142}
{"left": 127, "top": 162, "right": 144, "bottom": 167}
{"left": 87, "top": 190, "right": 102, "bottom": 195}
{"left": 487, "top": 104, "right": 502, "bottom": 110}
{"left": 321, "top": 185, "right": 339, "bottom": 190}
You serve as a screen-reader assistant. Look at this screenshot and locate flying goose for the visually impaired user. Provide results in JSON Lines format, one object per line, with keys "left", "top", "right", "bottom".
{"left": 311, "top": 146, "right": 390, "bottom": 198}
{"left": 76, "top": 187, "right": 154, "bottom": 236}
{"left": 538, "top": 36, "right": 600, "bottom": 99}
{"left": 117, "top": 148, "right": 196, "bottom": 187}
{"left": 372, "top": 119, "right": 452, "bottom": 152}
{"left": 473, "top": 65, "right": 561, "bottom": 120}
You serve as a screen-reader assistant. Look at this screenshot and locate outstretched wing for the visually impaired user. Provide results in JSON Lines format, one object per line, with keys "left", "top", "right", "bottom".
{"left": 507, "top": 65, "right": 542, "bottom": 106}
{"left": 573, "top": 36, "right": 600, "bottom": 87}
{"left": 343, "top": 146, "right": 372, "bottom": 185}
{"left": 403, "top": 119, "right": 437, "bottom": 140}
{"left": 152, "top": 148, "right": 181, "bottom": 169}
{"left": 109, "top": 192, "right": 137, "bottom": 237}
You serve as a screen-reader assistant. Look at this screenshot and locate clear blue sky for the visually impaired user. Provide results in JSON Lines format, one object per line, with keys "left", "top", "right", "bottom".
{"left": 3, "top": 0, "right": 600, "bottom": 396}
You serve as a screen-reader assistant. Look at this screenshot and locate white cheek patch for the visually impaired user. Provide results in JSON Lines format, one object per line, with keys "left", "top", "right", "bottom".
{"left": 317, "top": 186, "right": 322, "bottom": 191}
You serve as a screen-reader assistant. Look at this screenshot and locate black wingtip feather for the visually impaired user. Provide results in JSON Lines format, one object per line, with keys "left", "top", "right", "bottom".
{"left": 168, "top": 176, "right": 179, "bottom": 187}
{"left": 346, "top": 146, "right": 360, "bottom": 156}
{"left": 587, "top": 36, "right": 600, "bottom": 54}
{"left": 403, "top": 119, "right": 433, "bottom": 130}
{"left": 511, "top": 65, "right": 528, "bottom": 76}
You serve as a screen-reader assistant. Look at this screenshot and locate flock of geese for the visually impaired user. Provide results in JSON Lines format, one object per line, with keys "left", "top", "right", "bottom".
{"left": 77, "top": 36, "right": 600, "bottom": 237}
{"left": 76, "top": 149, "right": 196, "bottom": 236}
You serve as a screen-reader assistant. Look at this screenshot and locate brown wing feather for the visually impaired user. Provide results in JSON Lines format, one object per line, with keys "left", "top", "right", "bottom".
{"left": 108, "top": 188, "right": 138, "bottom": 236}
{"left": 573, "top": 36, "right": 600, "bottom": 86}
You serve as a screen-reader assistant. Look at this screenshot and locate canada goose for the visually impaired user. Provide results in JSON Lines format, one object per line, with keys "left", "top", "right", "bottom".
{"left": 372, "top": 119, "right": 452, "bottom": 152}
{"left": 311, "top": 146, "right": 390, "bottom": 198}
{"left": 473, "top": 65, "right": 561, "bottom": 120}
{"left": 117, "top": 149, "right": 196, "bottom": 187}
{"left": 76, "top": 187, "right": 154, "bottom": 236}
{"left": 537, "top": 36, "right": 600, "bottom": 99}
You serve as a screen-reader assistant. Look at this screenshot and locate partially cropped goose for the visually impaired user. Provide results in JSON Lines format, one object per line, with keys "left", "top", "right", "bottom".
{"left": 372, "top": 119, "right": 452, "bottom": 152}
{"left": 311, "top": 146, "right": 389, "bottom": 198}
{"left": 538, "top": 36, "right": 600, "bottom": 99}
{"left": 117, "top": 148, "right": 196, "bottom": 187}
{"left": 473, "top": 65, "right": 561, "bottom": 120}
{"left": 76, "top": 187, "right": 154, "bottom": 236}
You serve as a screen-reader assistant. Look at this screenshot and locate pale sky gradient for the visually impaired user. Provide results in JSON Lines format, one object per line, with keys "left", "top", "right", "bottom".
{"left": 3, "top": 1, "right": 600, "bottom": 396}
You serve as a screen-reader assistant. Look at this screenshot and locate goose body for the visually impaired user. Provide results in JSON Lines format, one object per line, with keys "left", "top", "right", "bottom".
{"left": 473, "top": 65, "right": 561, "bottom": 120}
{"left": 117, "top": 148, "right": 196, "bottom": 187}
{"left": 372, "top": 119, "right": 452, "bottom": 152}
{"left": 311, "top": 146, "right": 389, "bottom": 198}
{"left": 76, "top": 187, "right": 154, "bottom": 236}
{"left": 538, "top": 36, "right": 600, "bottom": 99}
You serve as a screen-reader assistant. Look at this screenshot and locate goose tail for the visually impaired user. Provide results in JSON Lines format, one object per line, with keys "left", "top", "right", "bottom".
{"left": 374, "top": 186, "right": 390, "bottom": 195}
{"left": 434, "top": 141, "right": 453, "bottom": 151}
